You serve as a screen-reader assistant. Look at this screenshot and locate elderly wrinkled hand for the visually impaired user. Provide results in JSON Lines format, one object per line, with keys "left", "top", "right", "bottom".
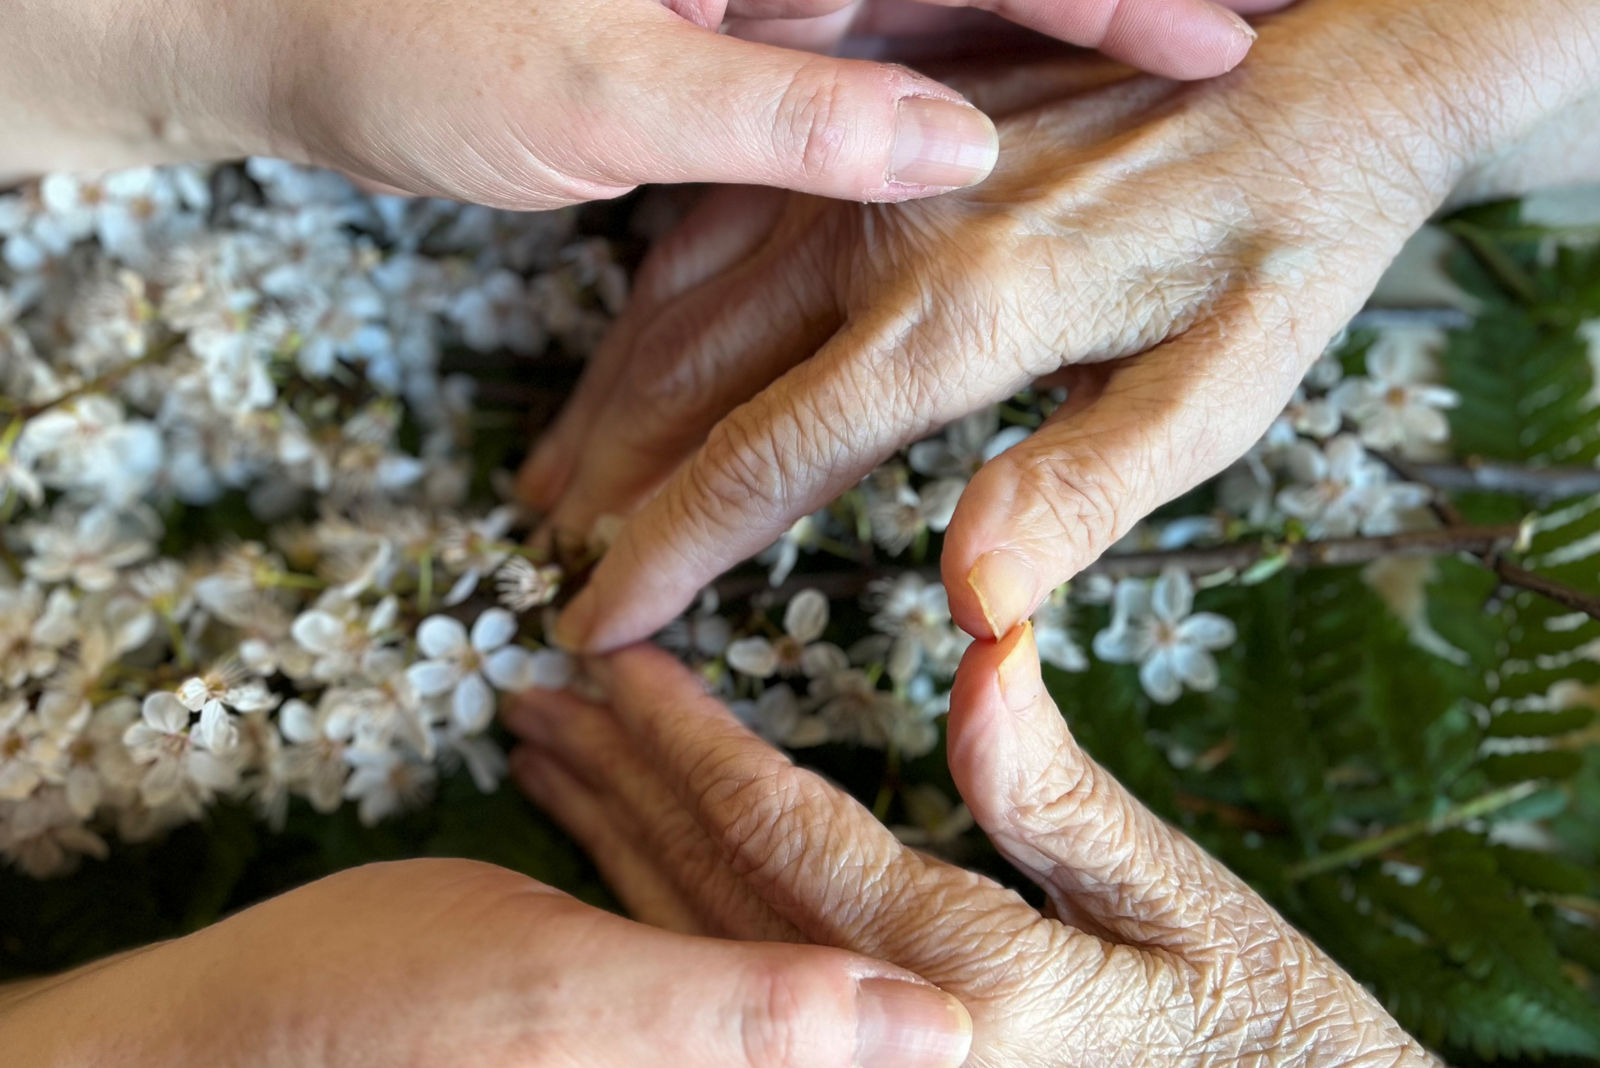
{"left": 504, "top": 631, "right": 1438, "bottom": 1067}
{"left": 1, "top": 0, "right": 1275, "bottom": 204}
{"left": 526, "top": 0, "right": 1600, "bottom": 651}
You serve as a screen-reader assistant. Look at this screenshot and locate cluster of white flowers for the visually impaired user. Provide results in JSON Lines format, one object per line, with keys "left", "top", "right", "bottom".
{"left": 0, "top": 161, "right": 615, "bottom": 875}
{"left": 0, "top": 158, "right": 1473, "bottom": 877}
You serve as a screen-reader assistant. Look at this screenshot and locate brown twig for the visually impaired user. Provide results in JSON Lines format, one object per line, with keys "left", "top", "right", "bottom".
{"left": 1382, "top": 453, "right": 1600, "bottom": 623}
{"left": 1407, "top": 460, "right": 1600, "bottom": 503}
{"left": 715, "top": 524, "right": 1527, "bottom": 606}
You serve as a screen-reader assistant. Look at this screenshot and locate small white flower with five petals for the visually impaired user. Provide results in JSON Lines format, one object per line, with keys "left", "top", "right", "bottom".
{"left": 1092, "top": 567, "right": 1236, "bottom": 705}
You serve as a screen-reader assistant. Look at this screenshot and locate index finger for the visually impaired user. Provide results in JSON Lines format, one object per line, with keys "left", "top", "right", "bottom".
{"left": 554, "top": 312, "right": 1033, "bottom": 652}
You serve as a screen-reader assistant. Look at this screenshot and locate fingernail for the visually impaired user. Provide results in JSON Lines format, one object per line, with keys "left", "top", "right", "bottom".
{"left": 554, "top": 589, "right": 597, "bottom": 652}
{"left": 888, "top": 97, "right": 998, "bottom": 190}
{"left": 1224, "top": 6, "right": 1257, "bottom": 41}
{"left": 854, "top": 978, "right": 972, "bottom": 1068}
{"left": 1199, "top": 4, "right": 1257, "bottom": 61}
{"left": 997, "top": 621, "right": 1040, "bottom": 714}
{"left": 967, "top": 550, "right": 1041, "bottom": 640}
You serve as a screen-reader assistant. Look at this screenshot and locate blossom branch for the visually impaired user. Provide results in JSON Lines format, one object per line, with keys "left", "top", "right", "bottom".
{"left": 717, "top": 523, "right": 1529, "bottom": 605}
{"left": 1401, "top": 459, "right": 1600, "bottom": 503}
{"left": 1382, "top": 454, "right": 1600, "bottom": 622}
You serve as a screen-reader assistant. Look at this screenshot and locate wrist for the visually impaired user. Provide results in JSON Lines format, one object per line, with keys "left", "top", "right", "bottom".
{"left": 0, "top": 0, "right": 286, "bottom": 176}
{"left": 1235, "top": 0, "right": 1600, "bottom": 221}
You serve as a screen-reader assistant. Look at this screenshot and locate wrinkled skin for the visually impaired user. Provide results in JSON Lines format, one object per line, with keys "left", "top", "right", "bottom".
{"left": 505, "top": 629, "right": 1440, "bottom": 1067}
{"left": 527, "top": 0, "right": 1600, "bottom": 651}
{"left": 0, "top": 857, "right": 980, "bottom": 1067}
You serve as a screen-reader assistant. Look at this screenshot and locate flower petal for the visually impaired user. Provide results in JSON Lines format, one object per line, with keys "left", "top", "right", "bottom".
{"left": 406, "top": 659, "right": 458, "bottom": 697}
{"left": 1139, "top": 652, "right": 1183, "bottom": 705}
{"left": 1170, "top": 644, "right": 1219, "bottom": 691}
{"left": 483, "top": 645, "right": 539, "bottom": 691}
{"left": 141, "top": 692, "right": 190, "bottom": 734}
{"left": 416, "top": 615, "right": 468, "bottom": 659}
{"left": 1176, "top": 612, "right": 1236, "bottom": 650}
{"left": 470, "top": 607, "right": 517, "bottom": 653}
{"left": 783, "top": 589, "right": 830, "bottom": 644}
{"left": 1151, "top": 566, "right": 1193, "bottom": 622}
{"left": 726, "top": 637, "right": 779, "bottom": 678}
{"left": 452, "top": 672, "right": 494, "bottom": 733}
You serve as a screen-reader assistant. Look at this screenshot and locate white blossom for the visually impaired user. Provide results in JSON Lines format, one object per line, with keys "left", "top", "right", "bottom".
{"left": 1092, "top": 568, "right": 1237, "bottom": 705}
{"left": 406, "top": 610, "right": 568, "bottom": 732}
{"left": 726, "top": 589, "right": 842, "bottom": 679}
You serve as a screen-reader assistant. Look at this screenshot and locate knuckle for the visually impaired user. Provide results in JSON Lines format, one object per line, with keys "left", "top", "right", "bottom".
{"left": 774, "top": 59, "right": 862, "bottom": 184}
{"left": 1016, "top": 443, "right": 1137, "bottom": 562}
{"left": 694, "top": 413, "right": 791, "bottom": 518}
{"left": 736, "top": 954, "right": 841, "bottom": 1067}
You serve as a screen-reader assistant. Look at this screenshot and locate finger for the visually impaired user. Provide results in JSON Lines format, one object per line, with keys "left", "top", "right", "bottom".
{"left": 505, "top": 689, "right": 800, "bottom": 942}
{"left": 546, "top": 209, "right": 838, "bottom": 536}
{"left": 591, "top": 13, "right": 999, "bottom": 201}
{"left": 555, "top": 308, "right": 1031, "bottom": 651}
{"left": 942, "top": 315, "right": 1302, "bottom": 640}
{"left": 915, "top": 0, "right": 1259, "bottom": 80}
{"left": 593, "top": 646, "right": 1036, "bottom": 963}
{"left": 947, "top": 623, "right": 1276, "bottom": 952}
{"left": 510, "top": 745, "right": 709, "bottom": 935}
{"left": 517, "top": 185, "right": 788, "bottom": 510}
{"left": 725, "top": 1, "right": 864, "bottom": 52}
{"left": 576, "top": 908, "right": 974, "bottom": 1068}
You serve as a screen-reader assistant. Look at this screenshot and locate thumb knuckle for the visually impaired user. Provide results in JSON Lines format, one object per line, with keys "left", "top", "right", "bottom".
{"left": 735, "top": 953, "right": 847, "bottom": 1066}
{"left": 773, "top": 59, "right": 882, "bottom": 186}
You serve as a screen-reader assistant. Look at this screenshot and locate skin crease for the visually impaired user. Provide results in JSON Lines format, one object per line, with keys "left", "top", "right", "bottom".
{"left": 0, "top": 858, "right": 979, "bottom": 1067}
{"left": 527, "top": 0, "right": 1600, "bottom": 654}
{"left": 502, "top": 633, "right": 1443, "bottom": 1068}
{"left": 0, "top": 0, "right": 1275, "bottom": 203}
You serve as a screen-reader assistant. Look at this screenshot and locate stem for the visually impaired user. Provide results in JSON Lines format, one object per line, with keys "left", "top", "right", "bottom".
{"left": 1287, "top": 781, "right": 1541, "bottom": 879}
{"left": 716, "top": 524, "right": 1527, "bottom": 605}
{"left": 1383, "top": 454, "right": 1600, "bottom": 622}
{"left": 256, "top": 569, "right": 326, "bottom": 592}
{"left": 1445, "top": 220, "right": 1540, "bottom": 305}
{"left": 1405, "top": 460, "right": 1600, "bottom": 503}
{"left": 1348, "top": 308, "right": 1476, "bottom": 332}
{"left": 19, "top": 345, "right": 169, "bottom": 420}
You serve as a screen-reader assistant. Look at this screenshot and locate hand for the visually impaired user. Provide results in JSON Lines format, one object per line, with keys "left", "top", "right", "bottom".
{"left": 0, "top": 857, "right": 974, "bottom": 1067}
{"left": 0, "top": 0, "right": 1271, "bottom": 206}
{"left": 525, "top": 0, "right": 1600, "bottom": 650}
{"left": 503, "top": 631, "right": 1439, "bottom": 1067}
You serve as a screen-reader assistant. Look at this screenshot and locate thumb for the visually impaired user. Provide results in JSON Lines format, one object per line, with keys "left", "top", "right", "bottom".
{"left": 589, "top": 14, "right": 999, "bottom": 201}
{"left": 941, "top": 323, "right": 1299, "bottom": 640}
{"left": 612, "top": 924, "right": 974, "bottom": 1068}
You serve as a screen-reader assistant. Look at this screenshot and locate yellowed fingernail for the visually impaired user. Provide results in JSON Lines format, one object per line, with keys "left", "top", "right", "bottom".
{"left": 553, "top": 588, "right": 597, "bottom": 653}
{"left": 967, "top": 550, "right": 1041, "bottom": 640}
{"left": 997, "top": 621, "right": 1040, "bottom": 713}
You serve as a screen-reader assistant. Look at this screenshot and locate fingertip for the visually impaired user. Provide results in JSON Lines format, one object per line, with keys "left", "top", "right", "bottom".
{"left": 965, "top": 549, "right": 1044, "bottom": 641}
{"left": 516, "top": 448, "right": 565, "bottom": 511}
{"left": 553, "top": 586, "right": 600, "bottom": 653}
{"left": 1102, "top": 0, "right": 1257, "bottom": 81}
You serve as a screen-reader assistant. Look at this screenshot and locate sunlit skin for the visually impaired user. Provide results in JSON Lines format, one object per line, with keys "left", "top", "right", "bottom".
{"left": 526, "top": 0, "right": 1600, "bottom": 654}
